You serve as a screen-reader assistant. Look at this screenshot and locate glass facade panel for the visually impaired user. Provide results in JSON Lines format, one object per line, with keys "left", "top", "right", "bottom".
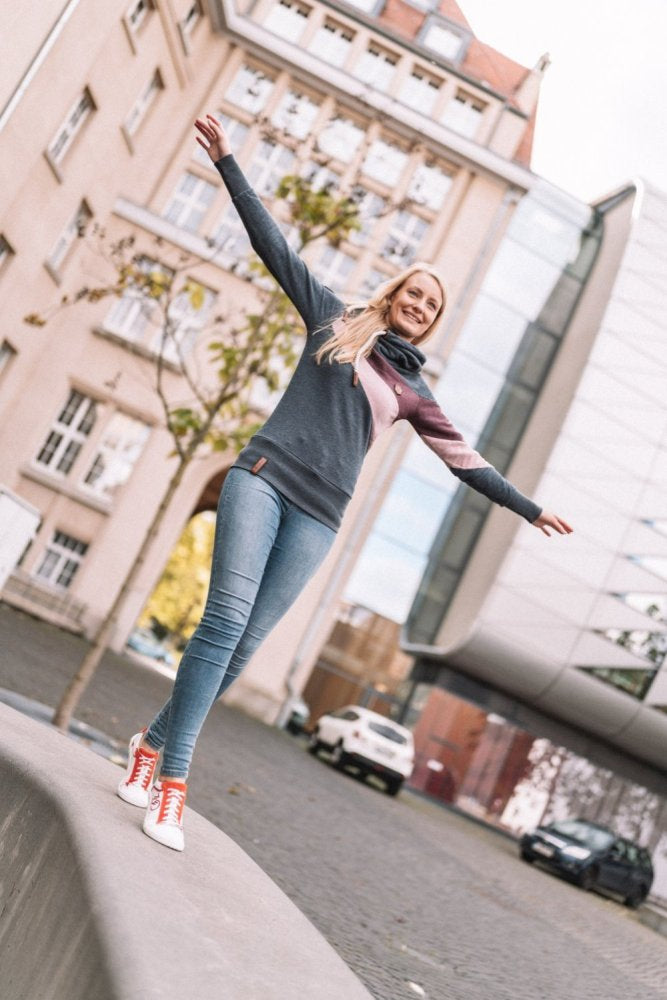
{"left": 372, "top": 470, "right": 453, "bottom": 556}
{"left": 454, "top": 295, "right": 527, "bottom": 375}
{"left": 345, "top": 533, "right": 428, "bottom": 622}
{"left": 484, "top": 240, "right": 562, "bottom": 321}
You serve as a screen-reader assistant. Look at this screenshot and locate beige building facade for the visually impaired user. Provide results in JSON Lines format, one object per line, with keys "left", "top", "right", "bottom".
{"left": 1, "top": 1, "right": 548, "bottom": 721}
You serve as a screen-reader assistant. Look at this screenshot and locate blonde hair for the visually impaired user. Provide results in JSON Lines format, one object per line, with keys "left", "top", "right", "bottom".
{"left": 315, "top": 262, "right": 447, "bottom": 366}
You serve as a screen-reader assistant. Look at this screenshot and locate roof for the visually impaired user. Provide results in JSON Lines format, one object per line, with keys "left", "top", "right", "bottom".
{"left": 376, "top": 0, "right": 540, "bottom": 165}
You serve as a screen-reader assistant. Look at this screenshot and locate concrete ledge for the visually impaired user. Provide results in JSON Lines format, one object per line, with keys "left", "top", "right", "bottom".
{"left": 0, "top": 703, "right": 373, "bottom": 1000}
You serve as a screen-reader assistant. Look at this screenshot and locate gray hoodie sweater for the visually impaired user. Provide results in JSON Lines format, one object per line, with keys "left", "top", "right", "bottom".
{"left": 215, "top": 155, "right": 542, "bottom": 531}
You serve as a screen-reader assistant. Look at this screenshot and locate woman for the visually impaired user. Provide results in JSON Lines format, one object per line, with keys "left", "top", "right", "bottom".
{"left": 117, "top": 116, "right": 572, "bottom": 851}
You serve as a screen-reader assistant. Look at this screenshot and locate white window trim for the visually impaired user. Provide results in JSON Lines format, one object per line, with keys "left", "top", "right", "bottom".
{"left": 123, "top": 0, "right": 154, "bottom": 53}
{"left": 162, "top": 172, "right": 218, "bottom": 233}
{"left": 0, "top": 339, "right": 17, "bottom": 380}
{"left": 45, "top": 200, "right": 93, "bottom": 283}
{"left": 45, "top": 88, "right": 95, "bottom": 180}
{"left": 226, "top": 63, "right": 276, "bottom": 115}
{"left": 80, "top": 413, "right": 151, "bottom": 501}
{"left": 0, "top": 234, "right": 14, "bottom": 276}
{"left": 179, "top": 1, "right": 204, "bottom": 54}
{"left": 122, "top": 68, "right": 164, "bottom": 151}
{"left": 34, "top": 530, "right": 89, "bottom": 591}
{"left": 354, "top": 42, "right": 400, "bottom": 91}
{"left": 103, "top": 256, "right": 174, "bottom": 345}
{"left": 264, "top": 0, "right": 311, "bottom": 44}
{"left": 308, "top": 19, "right": 355, "bottom": 67}
{"left": 35, "top": 389, "right": 98, "bottom": 479}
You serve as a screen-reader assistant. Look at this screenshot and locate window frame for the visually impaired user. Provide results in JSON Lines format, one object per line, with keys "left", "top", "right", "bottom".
{"left": 162, "top": 171, "right": 218, "bottom": 234}
{"left": 178, "top": 0, "right": 204, "bottom": 54}
{"left": 0, "top": 235, "right": 14, "bottom": 277}
{"left": 123, "top": 68, "right": 164, "bottom": 150}
{"left": 33, "top": 529, "right": 89, "bottom": 591}
{"left": 45, "top": 199, "right": 93, "bottom": 282}
{"left": 45, "top": 88, "right": 96, "bottom": 180}
{"left": 123, "top": 0, "right": 155, "bottom": 52}
{"left": 35, "top": 389, "right": 99, "bottom": 479}
{"left": 264, "top": 0, "right": 311, "bottom": 44}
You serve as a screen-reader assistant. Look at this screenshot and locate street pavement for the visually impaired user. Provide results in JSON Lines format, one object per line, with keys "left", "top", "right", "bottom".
{"left": 1, "top": 602, "right": 666, "bottom": 1000}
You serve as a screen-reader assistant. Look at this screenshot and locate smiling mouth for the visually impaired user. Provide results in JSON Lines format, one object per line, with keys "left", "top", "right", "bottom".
{"left": 402, "top": 311, "right": 422, "bottom": 323}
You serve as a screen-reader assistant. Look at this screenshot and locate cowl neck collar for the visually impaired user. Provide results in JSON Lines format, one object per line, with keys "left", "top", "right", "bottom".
{"left": 374, "top": 330, "right": 426, "bottom": 373}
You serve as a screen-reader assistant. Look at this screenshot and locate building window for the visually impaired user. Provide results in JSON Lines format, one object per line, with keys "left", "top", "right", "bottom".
{"left": 264, "top": 0, "right": 310, "bottom": 43}
{"left": 408, "top": 162, "right": 453, "bottom": 210}
{"left": 362, "top": 139, "right": 408, "bottom": 187}
{"left": 0, "top": 339, "right": 17, "bottom": 379}
{"left": 271, "top": 90, "right": 320, "bottom": 140}
{"left": 211, "top": 204, "right": 251, "bottom": 264}
{"left": 148, "top": 283, "right": 214, "bottom": 363}
{"left": 126, "top": 0, "right": 153, "bottom": 34}
{"left": 179, "top": 1, "right": 203, "bottom": 52}
{"left": 104, "top": 257, "right": 173, "bottom": 343}
{"left": 193, "top": 112, "right": 248, "bottom": 167}
{"left": 36, "top": 390, "right": 98, "bottom": 476}
{"left": 441, "top": 90, "right": 486, "bottom": 138}
{"left": 245, "top": 141, "right": 295, "bottom": 197}
{"left": 0, "top": 235, "right": 14, "bottom": 275}
{"left": 342, "top": 0, "right": 377, "bottom": 10}
{"left": 348, "top": 190, "right": 386, "bottom": 247}
{"left": 382, "top": 210, "right": 429, "bottom": 266}
{"left": 163, "top": 172, "right": 217, "bottom": 233}
{"left": 125, "top": 69, "right": 163, "bottom": 140}
{"left": 579, "top": 666, "right": 657, "bottom": 701}
{"left": 301, "top": 161, "right": 339, "bottom": 194}
{"left": 355, "top": 43, "right": 399, "bottom": 90}
{"left": 226, "top": 64, "right": 275, "bottom": 114}
{"left": 359, "top": 267, "right": 389, "bottom": 298}
{"left": 34, "top": 531, "right": 89, "bottom": 590}
{"left": 316, "top": 115, "right": 364, "bottom": 162}
{"left": 314, "top": 246, "right": 356, "bottom": 292}
{"left": 308, "top": 19, "right": 354, "bottom": 65}
{"left": 46, "top": 200, "right": 92, "bottom": 277}
{"left": 399, "top": 68, "right": 441, "bottom": 115}
{"left": 422, "top": 22, "right": 466, "bottom": 61}
{"left": 47, "top": 88, "right": 95, "bottom": 172}
{"left": 82, "top": 413, "right": 150, "bottom": 500}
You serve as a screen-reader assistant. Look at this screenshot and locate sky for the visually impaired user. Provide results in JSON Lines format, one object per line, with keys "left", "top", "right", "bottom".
{"left": 460, "top": 0, "right": 667, "bottom": 202}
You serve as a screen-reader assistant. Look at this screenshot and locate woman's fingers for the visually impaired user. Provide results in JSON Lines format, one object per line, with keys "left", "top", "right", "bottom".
{"left": 534, "top": 511, "right": 574, "bottom": 537}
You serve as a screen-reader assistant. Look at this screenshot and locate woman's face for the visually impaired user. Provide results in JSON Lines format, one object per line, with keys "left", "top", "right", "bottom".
{"left": 387, "top": 273, "right": 443, "bottom": 342}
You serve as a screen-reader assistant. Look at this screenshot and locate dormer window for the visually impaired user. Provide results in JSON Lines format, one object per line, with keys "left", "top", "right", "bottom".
{"left": 421, "top": 18, "right": 469, "bottom": 63}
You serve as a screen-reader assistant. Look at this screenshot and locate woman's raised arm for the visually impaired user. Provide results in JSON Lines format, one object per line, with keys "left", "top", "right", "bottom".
{"left": 195, "top": 115, "right": 342, "bottom": 333}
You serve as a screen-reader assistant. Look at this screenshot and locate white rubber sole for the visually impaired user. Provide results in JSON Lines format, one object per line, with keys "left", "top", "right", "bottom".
{"left": 142, "top": 818, "right": 185, "bottom": 852}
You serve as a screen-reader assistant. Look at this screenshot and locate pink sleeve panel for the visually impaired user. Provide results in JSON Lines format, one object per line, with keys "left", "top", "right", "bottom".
{"left": 412, "top": 397, "right": 490, "bottom": 471}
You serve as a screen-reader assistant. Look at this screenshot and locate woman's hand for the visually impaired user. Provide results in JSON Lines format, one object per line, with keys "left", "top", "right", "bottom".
{"left": 532, "top": 511, "right": 573, "bottom": 537}
{"left": 194, "top": 114, "right": 231, "bottom": 163}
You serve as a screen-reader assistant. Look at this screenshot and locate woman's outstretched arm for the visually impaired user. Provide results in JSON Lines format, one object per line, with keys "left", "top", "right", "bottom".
{"left": 408, "top": 393, "right": 572, "bottom": 535}
{"left": 195, "top": 115, "right": 342, "bottom": 333}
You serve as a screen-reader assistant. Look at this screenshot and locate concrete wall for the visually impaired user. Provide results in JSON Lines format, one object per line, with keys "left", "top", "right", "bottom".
{"left": 0, "top": 703, "right": 372, "bottom": 1000}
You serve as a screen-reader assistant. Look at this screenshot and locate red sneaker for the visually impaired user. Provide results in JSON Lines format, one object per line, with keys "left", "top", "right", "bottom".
{"left": 117, "top": 731, "right": 159, "bottom": 808}
{"left": 143, "top": 779, "right": 187, "bottom": 851}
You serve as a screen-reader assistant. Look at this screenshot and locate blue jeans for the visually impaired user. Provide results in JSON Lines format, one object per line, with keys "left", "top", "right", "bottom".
{"left": 144, "top": 468, "right": 335, "bottom": 778}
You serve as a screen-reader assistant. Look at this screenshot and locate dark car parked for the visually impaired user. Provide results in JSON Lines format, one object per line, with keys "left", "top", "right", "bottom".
{"left": 520, "top": 818, "right": 653, "bottom": 908}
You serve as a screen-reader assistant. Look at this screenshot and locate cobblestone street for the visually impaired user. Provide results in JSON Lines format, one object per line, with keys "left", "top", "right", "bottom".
{"left": 1, "top": 603, "right": 666, "bottom": 1000}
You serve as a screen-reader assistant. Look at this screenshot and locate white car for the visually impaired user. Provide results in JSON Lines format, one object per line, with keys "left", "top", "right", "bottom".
{"left": 308, "top": 705, "right": 414, "bottom": 796}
